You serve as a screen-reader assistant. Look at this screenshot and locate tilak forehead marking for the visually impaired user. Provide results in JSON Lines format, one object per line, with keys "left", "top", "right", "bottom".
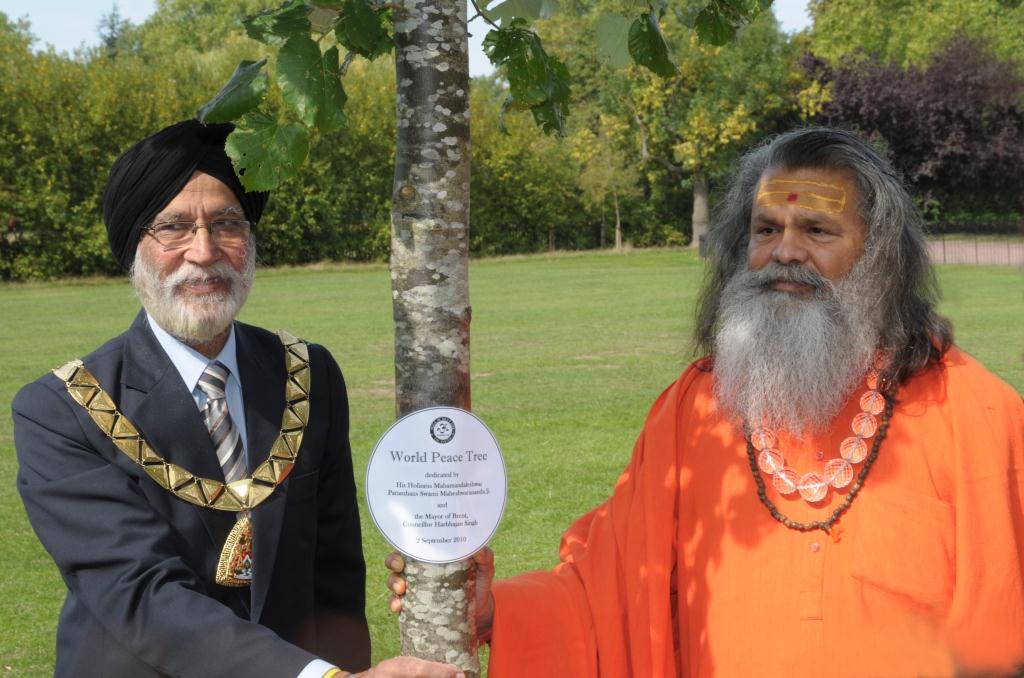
{"left": 756, "top": 178, "right": 847, "bottom": 215}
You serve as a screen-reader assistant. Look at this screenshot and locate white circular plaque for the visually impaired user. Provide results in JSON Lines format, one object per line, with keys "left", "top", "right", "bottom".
{"left": 366, "top": 407, "right": 506, "bottom": 564}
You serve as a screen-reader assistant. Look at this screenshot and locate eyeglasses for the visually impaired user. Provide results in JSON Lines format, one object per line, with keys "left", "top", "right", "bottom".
{"left": 144, "top": 219, "right": 251, "bottom": 250}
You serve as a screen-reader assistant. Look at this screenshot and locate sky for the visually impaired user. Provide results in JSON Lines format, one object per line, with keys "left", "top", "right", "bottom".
{"left": 0, "top": 0, "right": 811, "bottom": 77}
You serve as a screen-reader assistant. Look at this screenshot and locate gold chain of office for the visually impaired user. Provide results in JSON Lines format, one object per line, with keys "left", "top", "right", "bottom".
{"left": 52, "top": 330, "right": 311, "bottom": 513}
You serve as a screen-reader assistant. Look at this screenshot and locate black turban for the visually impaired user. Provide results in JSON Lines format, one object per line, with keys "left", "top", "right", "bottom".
{"left": 102, "top": 119, "right": 269, "bottom": 270}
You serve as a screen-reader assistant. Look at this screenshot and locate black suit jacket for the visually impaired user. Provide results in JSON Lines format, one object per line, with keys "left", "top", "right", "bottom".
{"left": 13, "top": 313, "right": 371, "bottom": 677}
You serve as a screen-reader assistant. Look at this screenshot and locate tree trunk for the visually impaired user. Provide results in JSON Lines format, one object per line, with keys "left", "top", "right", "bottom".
{"left": 691, "top": 172, "right": 709, "bottom": 250}
{"left": 391, "top": 0, "right": 477, "bottom": 674}
{"left": 612, "top": 186, "right": 622, "bottom": 252}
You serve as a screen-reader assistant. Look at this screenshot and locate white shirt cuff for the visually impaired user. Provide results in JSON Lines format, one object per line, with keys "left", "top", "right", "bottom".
{"left": 298, "top": 658, "right": 340, "bottom": 678}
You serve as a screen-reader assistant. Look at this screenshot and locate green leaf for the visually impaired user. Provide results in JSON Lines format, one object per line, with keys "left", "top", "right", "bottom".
{"left": 689, "top": 0, "right": 768, "bottom": 44}
{"left": 628, "top": 12, "right": 677, "bottom": 77}
{"left": 244, "top": 1, "right": 311, "bottom": 46}
{"left": 596, "top": 13, "right": 633, "bottom": 69}
{"left": 334, "top": 0, "right": 392, "bottom": 59}
{"left": 531, "top": 99, "right": 567, "bottom": 135}
{"left": 483, "top": 22, "right": 570, "bottom": 135}
{"left": 694, "top": 5, "right": 735, "bottom": 45}
{"left": 507, "top": 57, "right": 548, "bottom": 105}
{"left": 482, "top": 19, "right": 532, "bottom": 64}
{"left": 225, "top": 111, "right": 310, "bottom": 191}
{"left": 197, "top": 59, "right": 268, "bottom": 124}
{"left": 527, "top": 55, "right": 570, "bottom": 135}
{"left": 277, "top": 34, "right": 348, "bottom": 132}
{"left": 316, "top": 46, "right": 349, "bottom": 131}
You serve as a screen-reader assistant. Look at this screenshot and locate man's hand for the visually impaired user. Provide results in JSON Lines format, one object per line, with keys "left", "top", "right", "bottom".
{"left": 350, "top": 656, "right": 466, "bottom": 677}
{"left": 385, "top": 548, "right": 496, "bottom": 639}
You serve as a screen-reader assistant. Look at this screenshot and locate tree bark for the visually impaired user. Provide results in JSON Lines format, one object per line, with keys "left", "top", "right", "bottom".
{"left": 691, "top": 172, "right": 709, "bottom": 251}
{"left": 391, "top": 0, "right": 477, "bottom": 674}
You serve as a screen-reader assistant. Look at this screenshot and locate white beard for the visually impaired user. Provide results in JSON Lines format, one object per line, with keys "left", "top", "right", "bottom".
{"left": 131, "top": 241, "right": 255, "bottom": 344}
{"left": 713, "top": 260, "right": 879, "bottom": 435}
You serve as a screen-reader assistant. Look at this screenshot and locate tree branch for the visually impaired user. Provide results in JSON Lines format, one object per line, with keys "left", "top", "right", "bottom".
{"left": 468, "top": 0, "right": 501, "bottom": 31}
{"left": 633, "top": 109, "right": 685, "bottom": 175}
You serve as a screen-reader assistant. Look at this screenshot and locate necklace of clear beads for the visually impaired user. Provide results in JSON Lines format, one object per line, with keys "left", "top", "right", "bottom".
{"left": 750, "top": 368, "right": 886, "bottom": 504}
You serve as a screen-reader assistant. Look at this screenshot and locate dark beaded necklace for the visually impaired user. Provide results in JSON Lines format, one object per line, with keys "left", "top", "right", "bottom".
{"left": 745, "top": 396, "right": 894, "bottom": 535}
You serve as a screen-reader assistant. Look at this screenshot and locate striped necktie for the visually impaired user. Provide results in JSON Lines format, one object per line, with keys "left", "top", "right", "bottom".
{"left": 197, "top": 361, "right": 246, "bottom": 483}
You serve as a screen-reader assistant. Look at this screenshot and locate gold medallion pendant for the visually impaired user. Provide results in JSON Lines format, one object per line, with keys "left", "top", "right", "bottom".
{"left": 217, "top": 513, "right": 254, "bottom": 586}
{"left": 55, "top": 330, "right": 311, "bottom": 588}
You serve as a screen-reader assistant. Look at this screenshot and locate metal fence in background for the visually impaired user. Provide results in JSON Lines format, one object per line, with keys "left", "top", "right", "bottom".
{"left": 927, "top": 236, "right": 1024, "bottom": 267}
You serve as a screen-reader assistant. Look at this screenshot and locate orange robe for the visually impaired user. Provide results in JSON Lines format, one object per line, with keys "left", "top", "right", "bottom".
{"left": 488, "top": 347, "right": 1024, "bottom": 677}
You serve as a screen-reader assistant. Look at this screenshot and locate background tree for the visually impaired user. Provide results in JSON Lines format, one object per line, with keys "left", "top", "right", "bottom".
{"left": 259, "top": 57, "right": 397, "bottom": 264}
{"left": 807, "top": 35, "right": 1024, "bottom": 227}
{"left": 572, "top": 114, "right": 642, "bottom": 250}
{"left": 97, "top": 5, "right": 139, "bottom": 59}
{"left": 0, "top": 2, "right": 281, "bottom": 280}
{"left": 131, "top": 0, "right": 278, "bottom": 55}
{"left": 0, "top": 13, "right": 214, "bottom": 279}
{"left": 521, "top": 9, "right": 667, "bottom": 250}
{"left": 631, "top": 11, "right": 796, "bottom": 246}
{"left": 806, "top": 0, "right": 1024, "bottom": 69}
{"left": 471, "top": 77, "right": 585, "bottom": 254}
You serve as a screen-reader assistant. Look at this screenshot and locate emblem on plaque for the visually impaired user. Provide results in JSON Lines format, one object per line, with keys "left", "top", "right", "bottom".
{"left": 430, "top": 416, "right": 456, "bottom": 444}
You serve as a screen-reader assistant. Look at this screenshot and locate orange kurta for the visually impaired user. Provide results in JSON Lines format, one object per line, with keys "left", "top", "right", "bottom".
{"left": 488, "top": 348, "right": 1024, "bottom": 677}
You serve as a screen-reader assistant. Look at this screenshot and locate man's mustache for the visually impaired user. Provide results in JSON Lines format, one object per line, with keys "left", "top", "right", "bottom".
{"left": 746, "top": 263, "right": 830, "bottom": 292}
{"left": 161, "top": 262, "right": 240, "bottom": 293}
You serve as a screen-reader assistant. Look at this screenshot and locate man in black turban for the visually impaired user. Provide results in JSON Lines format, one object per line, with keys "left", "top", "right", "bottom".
{"left": 13, "top": 121, "right": 464, "bottom": 678}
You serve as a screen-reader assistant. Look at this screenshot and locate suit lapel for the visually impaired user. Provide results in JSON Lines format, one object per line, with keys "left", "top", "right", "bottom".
{"left": 118, "top": 313, "right": 237, "bottom": 554}
{"left": 120, "top": 313, "right": 228, "bottom": 480}
{"left": 237, "top": 325, "right": 284, "bottom": 472}
{"left": 236, "top": 324, "right": 290, "bottom": 621}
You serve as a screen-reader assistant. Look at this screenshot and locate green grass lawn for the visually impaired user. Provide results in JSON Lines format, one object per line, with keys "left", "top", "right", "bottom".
{"left": 1, "top": 248, "right": 1021, "bottom": 674}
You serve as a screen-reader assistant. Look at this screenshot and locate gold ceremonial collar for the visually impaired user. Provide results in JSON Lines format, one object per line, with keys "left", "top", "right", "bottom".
{"left": 54, "top": 330, "right": 311, "bottom": 512}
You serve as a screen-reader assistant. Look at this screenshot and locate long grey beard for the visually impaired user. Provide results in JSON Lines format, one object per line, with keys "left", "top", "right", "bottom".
{"left": 131, "top": 243, "right": 255, "bottom": 343}
{"left": 713, "top": 261, "right": 879, "bottom": 435}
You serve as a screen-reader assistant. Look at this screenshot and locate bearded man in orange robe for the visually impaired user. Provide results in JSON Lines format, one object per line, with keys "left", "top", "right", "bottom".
{"left": 390, "top": 127, "right": 1024, "bottom": 676}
